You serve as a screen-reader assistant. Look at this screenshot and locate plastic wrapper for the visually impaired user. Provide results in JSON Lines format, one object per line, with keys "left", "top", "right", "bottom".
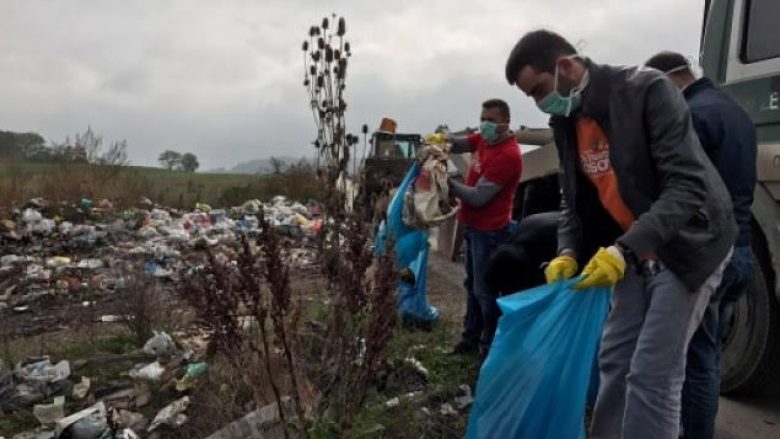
{"left": 142, "top": 331, "right": 177, "bottom": 357}
{"left": 148, "top": 396, "right": 190, "bottom": 432}
{"left": 129, "top": 361, "right": 165, "bottom": 382}
{"left": 22, "top": 208, "right": 43, "bottom": 224}
{"left": 56, "top": 401, "right": 109, "bottom": 437}
{"left": 33, "top": 395, "right": 65, "bottom": 424}
{"left": 466, "top": 279, "right": 609, "bottom": 439}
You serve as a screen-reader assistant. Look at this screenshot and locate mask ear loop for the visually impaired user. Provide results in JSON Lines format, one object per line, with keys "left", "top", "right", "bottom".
{"left": 561, "top": 56, "right": 588, "bottom": 117}
{"left": 552, "top": 61, "right": 561, "bottom": 95}
{"left": 664, "top": 64, "right": 690, "bottom": 76}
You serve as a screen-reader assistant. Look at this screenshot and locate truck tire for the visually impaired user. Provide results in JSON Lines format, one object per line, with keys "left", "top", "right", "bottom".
{"left": 720, "top": 240, "right": 780, "bottom": 395}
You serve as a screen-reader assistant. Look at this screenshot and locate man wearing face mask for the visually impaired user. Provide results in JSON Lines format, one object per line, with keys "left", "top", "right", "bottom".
{"left": 447, "top": 98, "right": 523, "bottom": 360}
{"left": 645, "top": 51, "right": 757, "bottom": 439}
{"left": 504, "top": 30, "right": 737, "bottom": 439}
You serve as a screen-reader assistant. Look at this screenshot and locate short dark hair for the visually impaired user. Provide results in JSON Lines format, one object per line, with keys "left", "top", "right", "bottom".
{"left": 482, "top": 98, "right": 510, "bottom": 121}
{"left": 505, "top": 30, "right": 577, "bottom": 85}
{"left": 645, "top": 51, "right": 691, "bottom": 75}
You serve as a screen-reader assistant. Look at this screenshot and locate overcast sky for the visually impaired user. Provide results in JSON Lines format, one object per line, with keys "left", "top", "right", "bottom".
{"left": 0, "top": 0, "right": 705, "bottom": 170}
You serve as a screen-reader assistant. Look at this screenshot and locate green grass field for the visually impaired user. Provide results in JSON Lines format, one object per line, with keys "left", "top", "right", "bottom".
{"left": 0, "top": 162, "right": 323, "bottom": 210}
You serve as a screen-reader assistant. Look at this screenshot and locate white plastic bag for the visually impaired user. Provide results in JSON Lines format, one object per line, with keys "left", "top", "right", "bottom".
{"left": 402, "top": 143, "right": 459, "bottom": 229}
{"left": 129, "top": 361, "right": 164, "bottom": 382}
{"left": 142, "top": 331, "right": 177, "bottom": 357}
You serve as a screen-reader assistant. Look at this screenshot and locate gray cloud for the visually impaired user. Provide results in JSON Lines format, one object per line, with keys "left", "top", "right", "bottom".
{"left": 0, "top": 0, "right": 704, "bottom": 169}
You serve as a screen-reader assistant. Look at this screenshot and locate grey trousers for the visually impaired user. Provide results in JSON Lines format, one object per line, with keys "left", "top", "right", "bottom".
{"left": 590, "top": 254, "right": 729, "bottom": 439}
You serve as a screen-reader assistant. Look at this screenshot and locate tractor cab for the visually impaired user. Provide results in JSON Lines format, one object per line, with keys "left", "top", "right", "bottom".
{"left": 370, "top": 131, "right": 422, "bottom": 160}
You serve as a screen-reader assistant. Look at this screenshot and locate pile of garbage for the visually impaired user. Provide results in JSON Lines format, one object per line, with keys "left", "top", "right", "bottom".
{"left": 0, "top": 196, "right": 324, "bottom": 315}
{"left": 1, "top": 331, "right": 210, "bottom": 438}
{"left": 0, "top": 196, "right": 331, "bottom": 437}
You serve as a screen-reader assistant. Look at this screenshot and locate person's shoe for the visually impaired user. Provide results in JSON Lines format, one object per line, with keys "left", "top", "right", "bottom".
{"left": 449, "top": 340, "right": 479, "bottom": 356}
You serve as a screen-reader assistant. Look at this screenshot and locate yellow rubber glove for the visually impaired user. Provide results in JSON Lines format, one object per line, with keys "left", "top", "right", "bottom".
{"left": 425, "top": 133, "right": 447, "bottom": 144}
{"left": 544, "top": 255, "right": 579, "bottom": 284}
{"left": 574, "top": 246, "right": 626, "bottom": 290}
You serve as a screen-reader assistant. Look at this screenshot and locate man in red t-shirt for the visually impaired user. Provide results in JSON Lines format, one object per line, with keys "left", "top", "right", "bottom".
{"left": 448, "top": 98, "right": 523, "bottom": 358}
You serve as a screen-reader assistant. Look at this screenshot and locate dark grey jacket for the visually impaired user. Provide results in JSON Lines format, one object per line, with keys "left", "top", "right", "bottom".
{"left": 550, "top": 61, "right": 737, "bottom": 291}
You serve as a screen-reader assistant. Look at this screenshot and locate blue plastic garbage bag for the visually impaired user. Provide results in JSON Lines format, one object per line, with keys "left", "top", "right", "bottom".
{"left": 466, "top": 279, "right": 609, "bottom": 439}
{"left": 375, "top": 163, "right": 439, "bottom": 324}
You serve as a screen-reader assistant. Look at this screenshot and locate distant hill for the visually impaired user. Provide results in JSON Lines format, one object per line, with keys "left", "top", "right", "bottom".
{"left": 223, "top": 156, "right": 308, "bottom": 175}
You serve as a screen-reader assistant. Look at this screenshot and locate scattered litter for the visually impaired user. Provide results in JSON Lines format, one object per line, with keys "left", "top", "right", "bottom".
{"left": 16, "top": 357, "right": 70, "bottom": 385}
{"left": 403, "top": 357, "right": 429, "bottom": 377}
{"left": 116, "top": 428, "right": 140, "bottom": 439}
{"left": 33, "top": 396, "right": 66, "bottom": 424}
{"left": 55, "top": 401, "right": 108, "bottom": 438}
{"left": 129, "top": 362, "right": 164, "bottom": 382}
{"left": 2, "top": 196, "right": 321, "bottom": 318}
{"left": 114, "top": 409, "right": 147, "bottom": 431}
{"left": 175, "top": 362, "right": 208, "bottom": 392}
{"left": 46, "top": 257, "right": 72, "bottom": 268}
{"left": 148, "top": 396, "right": 190, "bottom": 432}
{"left": 134, "top": 383, "right": 151, "bottom": 408}
{"left": 239, "top": 315, "right": 260, "bottom": 333}
{"left": 384, "top": 391, "right": 422, "bottom": 408}
{"left": 439, "top": 403, "right": 457, "bottom": 416}
{"left": 76, "top": 259, "right": 104, "bottom": 270}
{"left": 97, "top": 315, "right": 126, "bottom": 323}
{"left": 102, "top": 388, "right": 139, "bottom": 410}
{"left": 241, "top": 199, "right": 262, "bottom": 215}
{"left": 71, "top": 377, "right": 91, "bottom": 400}
{"left": 0, "top": 195, "right": 325, "bottom": 436}
{"left": 142, "top": 331, "right": 177, "bottom": 357}
{"left": 454, "top": 384, "right": 474, "bottom": 409}
{"left": 22, "top": 208, "right": 44, "bottom": 224}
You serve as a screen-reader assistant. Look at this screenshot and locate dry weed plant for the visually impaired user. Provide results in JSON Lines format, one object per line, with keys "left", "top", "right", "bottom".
{"left": 176, "top": 14, "right": 399, "bottom": 437}
{"left": 111, "top": 265, "right": 171, "bottom": 345}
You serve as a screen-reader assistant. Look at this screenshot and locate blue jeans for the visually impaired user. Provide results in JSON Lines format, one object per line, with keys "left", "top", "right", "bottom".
{"left": 461, "top": 224, "right": 513, "bottom": 351}
{"left": 681, "top": 245, "right": 752, "bottom": 439}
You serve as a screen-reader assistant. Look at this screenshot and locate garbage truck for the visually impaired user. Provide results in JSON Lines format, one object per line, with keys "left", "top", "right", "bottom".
{"left": 515, "top": 0, "right": 780, "bottom": 395}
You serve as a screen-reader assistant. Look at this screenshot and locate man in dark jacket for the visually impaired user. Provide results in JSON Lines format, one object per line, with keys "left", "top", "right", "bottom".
{"left": 505, "top": 30, "right": 737, "bottom": 439}
{"left": 485, "top": 211, "right": 560, "bottom": 294}
{"left": 646, "top": 51, "right": 757, "bottom": 439}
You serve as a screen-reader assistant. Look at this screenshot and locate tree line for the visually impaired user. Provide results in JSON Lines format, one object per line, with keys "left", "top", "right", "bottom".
{"left": 1, "top": 127, "right": 201, "bottom": 173}
{"left": 158, "top": 150, "right": 199, "bottom": 172}
{"left": 0, "top": 126, "right": 128, "bottom": 166}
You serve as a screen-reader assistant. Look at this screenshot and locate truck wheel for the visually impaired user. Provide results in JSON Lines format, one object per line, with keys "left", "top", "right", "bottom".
{"left": 720, "top": 243, "right": 780, "bottom": 395}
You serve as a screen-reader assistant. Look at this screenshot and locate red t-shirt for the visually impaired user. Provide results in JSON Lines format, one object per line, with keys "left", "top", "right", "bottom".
{"left": 459, "top": 133, "right": 523, "bottom": 230}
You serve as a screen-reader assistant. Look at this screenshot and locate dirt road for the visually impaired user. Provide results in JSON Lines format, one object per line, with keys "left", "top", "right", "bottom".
{"left": 717, "top": 391, "right": 779, "bottom": 439}
{"left": 426, "top": 252, "right": 780, "bottom": 439}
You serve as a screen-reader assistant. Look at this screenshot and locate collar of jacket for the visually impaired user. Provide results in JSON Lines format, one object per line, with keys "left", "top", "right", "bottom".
{"left": 682, "top": 77, "right": 715, "bottom": 100}
{"left": 578, "top": 58, "right": 613, "bottom": 121}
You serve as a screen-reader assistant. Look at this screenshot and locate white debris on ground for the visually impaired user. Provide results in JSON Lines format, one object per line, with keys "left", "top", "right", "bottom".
{"left": 0, "top": 195, "right": 327, "bottom": 438}
{"left": 0, "top": 196, "right": 324, "bottom": 315}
